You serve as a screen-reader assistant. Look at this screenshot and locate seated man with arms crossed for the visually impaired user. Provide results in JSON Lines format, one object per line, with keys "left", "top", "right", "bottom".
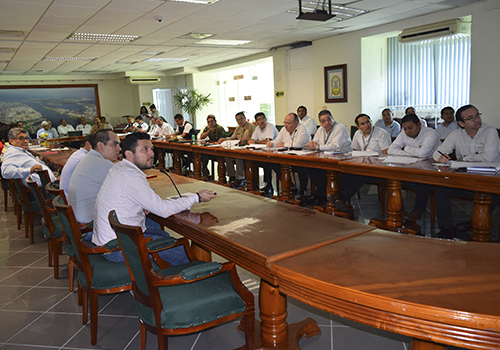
{"left": 267, "top": 113, "right": 311, "bottom": 198}
{"left": 433, "top": 104, "right": 500, "bottom": 239}
{"left": 335, "top": 114, "right": 390, "bottom": 211}
{"left": 301, "top": 110, "right": 351, "bottom": 205}
{"left": 68, "top": 129, "right": 121, "bottom": 225}
{"left": 93, "top": 132, "right": 216, "bottom": 265}
{"left": 57, "top": 119, "right": 75, "bottom": 137}
{"left": 374, "top": 108, "right": 401, "bottom": 138}
{"left": 2, "top": 127, "right": 56, "bottom": 186}
{"left": 388, "top": 113, "right": 440, "bottom": 221}
{"left": 76, "top": 117, "right": 92, "bottom": 136}
{"left": 248, "top": 112, "right": 279, "bottom": 194}
{"left": 218, "top": 112, "right": 256, "bottom": 188}
{"left": 199, "top": 114, "right": 226, "bottom": 178}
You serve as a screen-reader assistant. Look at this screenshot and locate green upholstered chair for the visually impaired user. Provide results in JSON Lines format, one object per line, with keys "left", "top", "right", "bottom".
{"left": 53, "top": 196, "right": 131, "bottom": 346}
{"left": 7, "top": 179, "right": 22, "bottom": 230}
{"left": 0, "top": 165, "right": 11, "bottom": 212}
{"left": 12, "top": 178, "right": 41, "bottom": 244}
{"left": 108, "top": 211, "right": 255, "bottom": 350}
{"left": 27, "top": 179, "right": 64, "bottom": 279}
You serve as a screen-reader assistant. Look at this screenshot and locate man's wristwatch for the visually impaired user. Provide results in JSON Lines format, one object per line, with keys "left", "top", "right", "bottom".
{"left": 196, "top": 192, "right": 201, "bottom": 202}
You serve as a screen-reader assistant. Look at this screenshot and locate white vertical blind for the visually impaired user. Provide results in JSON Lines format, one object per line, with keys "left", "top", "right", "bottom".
{"left": 387, "top": 36, "right": 471, "bottom": 109}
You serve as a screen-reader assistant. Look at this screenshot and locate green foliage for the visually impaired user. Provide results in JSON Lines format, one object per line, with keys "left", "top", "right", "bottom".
{"left": 173, "top": 89, "right": 212, "bottom": 116}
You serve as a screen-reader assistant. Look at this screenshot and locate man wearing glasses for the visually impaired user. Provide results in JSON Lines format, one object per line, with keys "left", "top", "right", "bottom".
{"left": 433, "top": 104, "right": 500, "bottom": 239}
{"left": 1, "top": 128, "right": 56, "bottom": 186}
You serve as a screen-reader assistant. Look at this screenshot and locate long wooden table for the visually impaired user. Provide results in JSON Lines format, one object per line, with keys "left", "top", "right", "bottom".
{"left": 147, "top": 172, "right": 500, "bottom": 350}
{"left": 152, "top": 140, "right": 500, "bottom": 242}
{"left": 28, "top": 144, "right": 77, "bottom": 171}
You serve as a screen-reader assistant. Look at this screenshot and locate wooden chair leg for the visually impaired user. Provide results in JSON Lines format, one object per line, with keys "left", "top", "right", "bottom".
{"left": 16, "top": 204, "right": 22, "bottom": 230}
{"left": 157, "top": 333, "right": 168, "bottom": 350}
{"left": 47, "top": 240, "right": 53, "bottom": 267}
{"left": 53, "top": 241, "right": 60, "bottom": 279}
{"left": 24, "top": 213, "right": 29, "bottom": 238}
{"left": 243, "top": 312, "right": 255, "bottom": 350}
{"left": 3, "top": 190, "right": 7, "bottom": 212}
{"left": 81, "top": 287, "right": 88, "bottom": 324}
{"left": 90, "top": 292, "right": 98, "bottom": 345}
{"left": 29, "top": 214, "right": 34, "bottom": 244}
{"left": 140, "top": 321, "right": 147, "bottom": 350}
{"left": 68, "top": 259, "right": 74, "bottom": 291}
{"left": 78, "top": 283, "right": 83, "bottom": 306}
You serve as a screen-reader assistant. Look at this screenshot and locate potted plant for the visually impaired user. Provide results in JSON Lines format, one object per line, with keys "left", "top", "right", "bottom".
{"left": 173, "top": 89, "right": 212, "bottom": 120}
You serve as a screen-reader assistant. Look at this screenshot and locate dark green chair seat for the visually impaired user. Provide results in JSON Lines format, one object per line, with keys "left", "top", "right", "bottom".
{"left": 43, "top": 214, "right": 63, "bottom": 239}
{"left": 77, "top": 254, "right": 131, "bottom": 290}
{"left": 14, "top": 179, "right": 41, "bottom": 244}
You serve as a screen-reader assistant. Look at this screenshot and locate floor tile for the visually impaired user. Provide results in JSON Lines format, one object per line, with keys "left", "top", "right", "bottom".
{"left": 1, "top": 286, "right": 70, "bottom": 312}
{"left": 0, "top": 310, "right": 44, "bottom": 342}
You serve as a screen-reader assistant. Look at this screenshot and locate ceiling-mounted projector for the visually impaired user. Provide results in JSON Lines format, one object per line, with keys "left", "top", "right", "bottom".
{"left": 296, "top": 0, "right": 335, "bottom": 21}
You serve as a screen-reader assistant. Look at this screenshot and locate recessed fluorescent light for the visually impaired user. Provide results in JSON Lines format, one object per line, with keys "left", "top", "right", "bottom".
{"left": 1, "top": 71, "right": 25, "bottom": 74}
{"left": 143, "top": 58, "right": 187, "bottom": 62}
{"left": 139, "top": 51, "right": 162, "bottom": 55}
{"left": 67, "top": 33, "right": 140, "bottom": 42}
{"left": 178, "top": 32, "right": 214, "bottom": 40}
{"left": 0, "top": 47, "right": 16, "bottom": 54}
{"left": 171, "top": 0, "right": 219, "bottom": 4}
{"left": 0, "top": 30, "right": 25, "bottom": 38}
{"left": 42, "top": 57, "right": 96, "bottom": 61}
{"left": 195, "top": 39, "right": 252, "bottom": 46}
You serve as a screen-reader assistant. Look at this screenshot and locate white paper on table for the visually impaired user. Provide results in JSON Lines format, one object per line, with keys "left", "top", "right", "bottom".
{"left": 220, "top": 140, "right": 240, "bottom": 149}
{"left": 449, "top": 161, "right": 500, "bottom": 172}
{"left": 284, "top": 150, "right": 315, "bottom": 156}
{"left": 244, "top": 144, "right": 267, "bottom": 149}
{"left": 204, "top": 143, "right": 222, "bottom": 147}
{"left": 28, "top": 147, "right": 48, "bottom": 151}
{"left": 50, "top": 147, "right": 69, "bottom": 151}
{"left": 115, "top": 133, "right": 128, "bottom": 137}
{"left": 351, "top": 151, "right": 379, "bottom": 157}
{"left": 382, "top": 156, "right": 421, "bottom": 164}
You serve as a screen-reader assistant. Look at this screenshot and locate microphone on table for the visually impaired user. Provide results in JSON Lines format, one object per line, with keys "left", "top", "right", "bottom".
{"left": 159, "top": 169, "right": 182, "bottom": 198}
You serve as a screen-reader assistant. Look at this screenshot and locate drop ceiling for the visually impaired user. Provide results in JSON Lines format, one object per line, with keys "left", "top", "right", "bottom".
{"left": 0, "top": 0, "right": 480, "bottom": 75}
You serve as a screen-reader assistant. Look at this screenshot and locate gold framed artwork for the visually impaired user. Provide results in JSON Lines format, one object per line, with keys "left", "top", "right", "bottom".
{"left": 324, "top": 64, "right": 347, "bottom": 103}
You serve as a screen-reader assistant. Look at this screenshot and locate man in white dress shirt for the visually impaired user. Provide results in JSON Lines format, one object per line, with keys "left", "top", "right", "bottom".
{"left": 76, "top": 117, "right": 92, "bottom": 136}
{"left": 297, "top": 105, "right": 317, "bottom": 136}
{"left": 1, "top": 128, "right": 56, "bottom": 187}
{"left": 93, "top": 132, "right": 216, "bottom": 265}
{"left": 57, "top": 119, "right": 75, "bottom": 137}
{"left": 335, "top": 114, "right": 390, "bottom": 211}
{"left": 388, "top": 114, "right": 440, "bottom": 222}
{"left": 435, "top": 106, "right": 459, "bottom": 140}
{"left": 148, "top": 116, "right": 174, "bottom": 137}
{"left": 37, "top": 121, "right": 58, "bottom": 139}
{"left": 374, "top": 108, "right": 401, "bottom": 138}
{"left": 133, "top": 116, "right": 149, "bottom": 133}
{"left": 300, "top": 110, "right": 351, "bottom": 205}
{"left": 433, "top": 104, "right": 500, "bottom": 239}
{"left": 248, "top": 112, "right": 279, "bottom": 194}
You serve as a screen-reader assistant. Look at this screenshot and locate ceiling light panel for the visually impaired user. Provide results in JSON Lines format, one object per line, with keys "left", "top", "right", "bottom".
{"left": 0, "top": 30, "right": 25, "bottom": 38}
{"left": 67, "top": 33, "right": 140, "bottom": 42}
{"left": 170, "top": 0, "right": 220, "bottom": 4}
{"left": 195, "top": 39, "right": 252, "bottom": 46}
{"left": 42, "top": 57, "right": 97, "bottom": 61}
{"left": 143, "top": 57, "right": 187, "bottom": 62}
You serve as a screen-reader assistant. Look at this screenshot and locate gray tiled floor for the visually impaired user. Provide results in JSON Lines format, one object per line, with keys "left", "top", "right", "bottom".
{"left": 1, "top": 181, "right": 489, "bottom": 349}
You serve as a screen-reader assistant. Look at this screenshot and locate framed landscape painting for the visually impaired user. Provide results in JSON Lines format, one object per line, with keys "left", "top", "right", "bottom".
{"left": 0, "top": 84, "right": 101, "bottom": 135}
{"left": 324, "top": 64, "right": 347, "bottom": 103}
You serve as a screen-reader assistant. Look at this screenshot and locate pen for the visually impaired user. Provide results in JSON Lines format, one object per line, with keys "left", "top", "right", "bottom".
{"left": 437, "top": 150, "right": 449, "bottom": 158}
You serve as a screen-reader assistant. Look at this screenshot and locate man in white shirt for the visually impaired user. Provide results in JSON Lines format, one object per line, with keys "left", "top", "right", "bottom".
{"left": 388, "top": 113, "right": 440, "bottom": 222}
{"left": 59, "top": 134, "right": 93, "bottom": 197}
{"left": 297, "top": 105, "right": 317, "bottom": 135}
{"left": 57, "top": 119, "right": 75, "bottom": 137}
{"left": 1, "top": 128, "right": 56, "bottom": 186}
{"left": 148, "top": 116, "right": 174, "bottom": 137}
{"left": 133, "top": 116, "right": 149, "bottom": 133}
{"left": 435, "top": 106, "right": 459, "bottom": 140}
{"left": 76, "top": 117, "right": 92, "bottom": 136}
{"left": 93, "top": 132, "right": 216, "bottom": 265}
{"left": 300, "top": 110, "right": 351, "bottom": 205}
{"left": 248, "top": 112, "right": 279, "bottom": 194}
{"left": 68, "top": 130, "right": 121, "bottom": 224}
{"left": 374, "top": 108, "right": 401, "bottom": 138}
{"left": 37, "top": 121, "right": 57, "bottom": 139}
{"left": 335, "top": 114, "right": 390, "bottom": 211}
{"left": 433, "top": 104, "right": 500, "bottom": 239}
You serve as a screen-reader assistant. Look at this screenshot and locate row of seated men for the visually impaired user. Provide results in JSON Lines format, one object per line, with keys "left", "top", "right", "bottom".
{"left": 1, "top": 127, "right": 217, "bottom": 267}
{"left": 197, "top": 104, "right": 499, "bottom": 240}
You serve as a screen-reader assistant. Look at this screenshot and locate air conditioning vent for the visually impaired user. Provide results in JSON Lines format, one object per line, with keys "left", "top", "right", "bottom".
{"left": 127, "top": 77, "right": 161, "bottom": 84}
{"left": 398, "top": 19, "right": 470, "bottom": 43}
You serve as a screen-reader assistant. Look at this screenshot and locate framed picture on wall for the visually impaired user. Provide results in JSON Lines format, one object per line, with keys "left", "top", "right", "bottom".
{"left": 324, "top": 64, "right": 347, "bottom": 103}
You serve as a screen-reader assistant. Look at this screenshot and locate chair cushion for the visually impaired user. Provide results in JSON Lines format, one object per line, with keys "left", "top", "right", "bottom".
{"left": 42, "top": 215, "right": 63, "bottom": 239}
{"left": 78, "top": 254, "right": 131, "bottom": 290}
{"left": 136, "top": 270, "right": 247, "bottom": 329}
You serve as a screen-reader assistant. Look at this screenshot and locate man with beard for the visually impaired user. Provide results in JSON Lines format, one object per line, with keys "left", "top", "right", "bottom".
{"left": 92, "top": 132, "right": 217, "bottom": 265}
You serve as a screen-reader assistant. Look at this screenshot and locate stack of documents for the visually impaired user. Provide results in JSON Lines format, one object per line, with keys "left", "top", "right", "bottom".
{"left": 351, "top": 151, "right": 379, "bottom": 157}
{"left": 382, "top": 156, "right": 421, "bottom": 164}
{"left": 449, "top": 161, "right": 500, "bottom": 173}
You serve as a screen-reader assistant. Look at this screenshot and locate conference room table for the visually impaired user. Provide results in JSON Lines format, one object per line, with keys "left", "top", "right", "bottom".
{"left": 147, "top": 172, "right": 500, "bottom": 350}
{"left": 28, "top": 143, "right": 77, "bottom": 171}
{"left": 152, "top": 140, "right": 500, "bottom": 242}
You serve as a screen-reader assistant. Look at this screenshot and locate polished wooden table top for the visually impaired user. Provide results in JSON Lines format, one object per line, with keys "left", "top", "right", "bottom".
{"left": 147, "top": 171, "right": 374, "bottom": 281}
{"left": 28, "top": 145, "right": 77, "bottom": 170}
{"left": 272, "top": 229, "right": 500, "bottom": 349}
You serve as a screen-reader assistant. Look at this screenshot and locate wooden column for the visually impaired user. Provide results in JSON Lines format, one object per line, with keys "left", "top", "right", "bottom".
{"left": 172, "top": 150, "right": 182, "bottom": 175}
{"left": 193, "top": 153, "right": 203, "bottom": 180}
{"left": 245, "top": 160, "right": 259, "bottom": 193}
{"left": 410, "top": 339, "right": 446, "bottom": 350}
{"left": 471, "top": 192, "right": 492, "bottom": 242}
{"left": 191, "top": 242, "right": 212, "bottom": 262}
{"left": 325, "top": 170, "right": 339, "bottom": 214}
{"left": 385, "top": 179, "right": 403, "bottom": 229}
{"left": 215, "top": 156, "right": 227, "bottom": 185}
{"left": 278, "top": 164, "right": 292, "bottom": 202}
{"left": 259, "top": 280, "right": 288, "bottom": 344}
{"left": 157, "top": 149, "right": 166, "bottom": 170}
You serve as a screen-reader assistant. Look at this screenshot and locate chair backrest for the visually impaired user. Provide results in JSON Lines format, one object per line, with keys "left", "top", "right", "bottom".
{"left": 35, "top": 170, "right": 51, "bottom": 199}
{"left": 0, "top": 165, "right": 10, "bottom": 190}
{"left": 45, "top": 181, "right": 65, "bottom": 202}
{"left": 12, "top": 178, "right": 32, "bottom": 212}
{"left": 8, "top": 179, "right": 21, "bottom": 205}
{"left": 27, "top": 179, "right": 54, "bottom": 233}
{"left": 53, "top": 195, "right": 82, "bottom": 263}
{"left": 108, "top": 211, "right": 157, "bottom": 308}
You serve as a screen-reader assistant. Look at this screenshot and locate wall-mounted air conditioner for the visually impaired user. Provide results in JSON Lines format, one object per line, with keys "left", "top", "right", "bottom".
{"left": 127, "top": 77, "right": 161, "bottom": 84}
{"left": 398, "top": 19, "right": 471, "bottom": 43}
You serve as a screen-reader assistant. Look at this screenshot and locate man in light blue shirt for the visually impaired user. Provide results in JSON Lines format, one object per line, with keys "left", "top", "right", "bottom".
{"left": 435, "top": 106, "right": 459, "bottom": 140}
{"left": 37, "top": 121, "right": 58, "bottom": 139}
{"left": 374, "top": 108, "right": 401, "bottom": 138}
{"left": 59, "top": 134, "right": 93, "bottom": 197}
